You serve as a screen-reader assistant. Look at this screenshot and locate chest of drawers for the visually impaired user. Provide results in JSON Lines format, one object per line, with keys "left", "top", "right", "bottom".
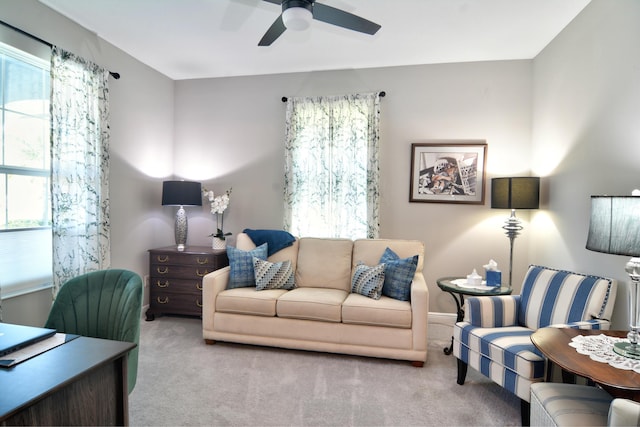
{"left": 146, "top": 246, "right": 228, "bottom": 321}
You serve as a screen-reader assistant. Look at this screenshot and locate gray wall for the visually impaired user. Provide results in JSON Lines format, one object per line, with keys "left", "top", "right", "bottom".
{"left": 530, "top": 0, "right": 640, "bottom": 329}
{"left": 2, "top": 0, "right": 637, "bottom": 329}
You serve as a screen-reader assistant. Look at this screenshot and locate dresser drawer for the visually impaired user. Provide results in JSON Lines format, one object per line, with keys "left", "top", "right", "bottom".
{"left": 150, "top": 291, "right": 202, "bottom": 316}
{"left": 150, "top": 252, "right": 223, "bottom": 268}
{"left": 149, "top": 277, "right": 203, "bottom": 294}
{"left": 150, "top": 264, "right": 213, "bottom": 279}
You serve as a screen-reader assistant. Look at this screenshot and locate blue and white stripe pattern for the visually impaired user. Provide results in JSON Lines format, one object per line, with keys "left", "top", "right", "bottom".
{"left": 453, "top": 265, "right": 616, "bottom": 402}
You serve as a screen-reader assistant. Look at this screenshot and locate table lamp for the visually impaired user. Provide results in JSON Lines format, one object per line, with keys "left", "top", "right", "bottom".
{"left": 162, "top": 180, "right": 202, "bottom": 251}
{"left": 491, "top": 177, "right": 540, "bottom": 289}
{"left": 586, "top": 194, "right": 640, "bottom": 359}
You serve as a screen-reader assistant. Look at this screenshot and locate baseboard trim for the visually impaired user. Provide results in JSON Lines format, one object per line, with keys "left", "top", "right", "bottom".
{"left": 428, "top": 312, "right": 456, "bottom": 342}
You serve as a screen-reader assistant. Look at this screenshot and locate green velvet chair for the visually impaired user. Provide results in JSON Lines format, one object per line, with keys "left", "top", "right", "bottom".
{"left": 45, "top": 269, "right": 143, "bottom": 394}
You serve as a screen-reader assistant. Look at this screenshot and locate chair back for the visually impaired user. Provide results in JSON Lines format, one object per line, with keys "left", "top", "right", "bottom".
{"left": 518, "top": 265, "right": 616, "bottom": 329}
{"left": 45, "top": 269, "right": 143, "bottom": 393}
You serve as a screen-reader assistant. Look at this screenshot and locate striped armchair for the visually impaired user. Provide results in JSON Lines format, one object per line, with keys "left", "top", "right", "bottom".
{"left": 453, "top": 265, "right": 617, "bottom": 424}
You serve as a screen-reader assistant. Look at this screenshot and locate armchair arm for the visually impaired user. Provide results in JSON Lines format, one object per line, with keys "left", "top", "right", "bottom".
{"left": 202, "top": 266, "right": 230, "bottom": 332}
{"left": 548, "top": 318, "right": 612, "bottom": 330}
{"left": 464, "top": 295, "right": 521, "bottom": 328}
{"left": 609, "top": 398, "right": 640, "bottom": 427}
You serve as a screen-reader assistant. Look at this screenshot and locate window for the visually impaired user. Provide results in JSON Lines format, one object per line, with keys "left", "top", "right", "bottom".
{"left": 0, "top": 42, "right": 51, "bottom": 230}
{"left": 0, "top": 37, "right": 53, "bottom": 301}
{"left": 283, "top": 93, "right": 380, "bottom": 239}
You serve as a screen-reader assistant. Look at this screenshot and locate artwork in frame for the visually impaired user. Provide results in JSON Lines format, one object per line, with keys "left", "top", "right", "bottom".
{"left": 409, "top": 141, "right": 487, "bottom": 204}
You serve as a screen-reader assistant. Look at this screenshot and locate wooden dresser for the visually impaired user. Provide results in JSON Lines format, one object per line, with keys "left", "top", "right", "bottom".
{"left": 146, "top": 246, "right": 228, "bottom": 321}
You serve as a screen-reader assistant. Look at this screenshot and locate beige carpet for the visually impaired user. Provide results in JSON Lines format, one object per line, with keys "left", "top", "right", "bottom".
{"left": 129, "top": 316, "right": 520, "bottom": 426}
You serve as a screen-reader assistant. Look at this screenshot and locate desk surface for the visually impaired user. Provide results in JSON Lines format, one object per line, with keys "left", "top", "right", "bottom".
{"left": 0, "top": 336, "right": 135, "bottom": 420}
{"left": 531, "top": 328, "right": 640, "bottom": 400}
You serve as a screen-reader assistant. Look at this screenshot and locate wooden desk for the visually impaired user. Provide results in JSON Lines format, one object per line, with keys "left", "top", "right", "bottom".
{"left": 0, "top": 336, "right": 135, "bottom": 425}
{"left": 531, "top": 328, "right": 640, "bottom": 401}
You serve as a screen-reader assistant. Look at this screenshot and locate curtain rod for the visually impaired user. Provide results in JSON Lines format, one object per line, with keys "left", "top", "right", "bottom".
{"left": 0, "top": 19, "right": 120, "bottom": 79}
{"left": 281, "top": 91, "right": 386, "bottom": 103}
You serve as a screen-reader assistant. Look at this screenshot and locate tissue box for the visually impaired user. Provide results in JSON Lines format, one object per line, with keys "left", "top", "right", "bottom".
{"left": 486, "top": 270, "right": 502, "bottom": 286}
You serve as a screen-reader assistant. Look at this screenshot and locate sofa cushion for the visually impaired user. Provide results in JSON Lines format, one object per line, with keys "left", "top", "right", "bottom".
{"left": 253, "top": 257, "right": 295, "bottom": 291}
{"left": 227, "top": 243, "right": 268, "bottom": 289}
{"left": 351, "top": 262, "right": 385, "bottom": 300}
{"left": 342, "top": 294, "right": 412, "bottom": 328}
{"left": 276, "top": 288, "right": 348, "bottom": 322}
{"left": 216, "top": 287, "right": 288, "bottom": 317}
{"left": 379, "top": 247, "right": 418, "bottom": 301}
{"left": 295, "top": 238, "right": 353, "bottom": 292}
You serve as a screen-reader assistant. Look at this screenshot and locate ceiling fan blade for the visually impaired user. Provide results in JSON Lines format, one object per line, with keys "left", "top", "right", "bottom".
{"left": 258, "top": 15, "right": 287, "bottom": 46}
{"left": 261, "top": 0, "right": 282, "bottom": 4}
{"left": 312, "top": 3, "right": 381, "bottom": 35}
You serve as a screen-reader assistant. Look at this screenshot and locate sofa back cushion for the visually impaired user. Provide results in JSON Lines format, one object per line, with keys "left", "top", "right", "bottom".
{"left": 236, "top": 232, "right": 299, "bottom": 273}
{"left": 352, "top": 239, "right": 425, "bottom": 274}
{"left": 296, "top": 237, "right": 354, "bottom": 291}
{"left": 519, "top": 265, "right": 617, "bottom": 329}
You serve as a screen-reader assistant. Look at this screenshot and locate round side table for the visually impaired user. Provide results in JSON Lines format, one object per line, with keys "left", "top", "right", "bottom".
{"left": 437, "top": 276, "right": 512, "bottom": 355}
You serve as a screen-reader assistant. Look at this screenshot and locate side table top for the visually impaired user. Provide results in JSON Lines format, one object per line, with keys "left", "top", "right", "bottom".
{"left": 531, "top": 327, "right": 640, "bottom": 394}
{"left": 436, "top": 276, "right": 512, "bottom": 296}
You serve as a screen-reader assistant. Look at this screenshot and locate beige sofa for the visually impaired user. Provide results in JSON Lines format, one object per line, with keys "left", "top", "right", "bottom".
{"left": 202, "top": 233, "right": 428, "bottom": 366}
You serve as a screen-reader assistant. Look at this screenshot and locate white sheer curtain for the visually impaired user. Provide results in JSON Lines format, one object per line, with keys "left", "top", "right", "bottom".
{"left": 50, "top": 47, "right": 111, "bottom": 295}
{"left": 283, "top": 92, "right": 380, "bottom": 239}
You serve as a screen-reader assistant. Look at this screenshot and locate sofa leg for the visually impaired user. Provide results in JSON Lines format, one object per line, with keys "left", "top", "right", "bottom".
{"left": 411, "top": 361, "right": 424, "bottom": 367}
{"left": 204, "top": 339, "right": 216, "bottom": 345}
{"left": 520, "top": 399, "right": 530, "bottom": 426}
{"left": 456, "top": 358, "right": 468, "bottom": 385}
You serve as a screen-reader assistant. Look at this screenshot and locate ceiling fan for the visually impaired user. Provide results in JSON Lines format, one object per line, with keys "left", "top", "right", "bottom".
{"left": 258, "top": 0, "right": 381, "bottom": 46}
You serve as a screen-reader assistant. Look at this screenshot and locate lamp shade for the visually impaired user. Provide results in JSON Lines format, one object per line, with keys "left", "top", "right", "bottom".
{"left": 491, "top": 177, "right": 540, "bottom": 210}
{"left": 282, "top": 2, "right": 313, "bottom": 31}
{"left": 161, "top": 181, "right": 202, "bottom": 206}
{"left": 586, "top": 196, "right": 640, "bottom": 257}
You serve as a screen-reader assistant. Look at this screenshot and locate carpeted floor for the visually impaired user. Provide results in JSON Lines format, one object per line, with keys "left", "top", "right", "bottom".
{"left": 129, "top": 316, "right": 520, "bottom": 426}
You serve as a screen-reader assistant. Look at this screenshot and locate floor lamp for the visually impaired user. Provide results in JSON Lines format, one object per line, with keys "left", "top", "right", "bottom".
{"left": 491, "top": 177, "right": 540, "bottom": 289}
{"left": 162, "top": 180, "right": 202, "bottom": 251}
{"left": 587, "top": 195, "right": 640, "bottom": 359}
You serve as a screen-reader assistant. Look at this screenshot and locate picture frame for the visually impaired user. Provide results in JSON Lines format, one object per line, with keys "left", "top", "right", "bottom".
{"left": 409, "top": 141, "right": 487, "bottom": 204}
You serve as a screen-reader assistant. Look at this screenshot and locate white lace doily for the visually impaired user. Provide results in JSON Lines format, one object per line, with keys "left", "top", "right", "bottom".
{"left": 569, "top": 334, "right": 640, "bottom": 372}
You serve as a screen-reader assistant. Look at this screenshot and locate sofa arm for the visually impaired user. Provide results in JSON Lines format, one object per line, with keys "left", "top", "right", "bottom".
{"left": 202, "top": 266, "right": 230, "bottom": 333}
{"left": 464, "top": 295, "right": 520, "bottom": 328}
{"left": 411, "top": 273, "right": 429, "bottom": 352}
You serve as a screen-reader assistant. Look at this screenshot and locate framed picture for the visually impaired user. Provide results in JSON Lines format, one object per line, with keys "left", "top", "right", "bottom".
{"left": 409, "top": 141, "right": 487, "bottom": 204}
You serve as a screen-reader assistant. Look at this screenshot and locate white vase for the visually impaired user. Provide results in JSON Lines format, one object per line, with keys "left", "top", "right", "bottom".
{"left": 212, "top": 237, "right": 226, "bottom": 250}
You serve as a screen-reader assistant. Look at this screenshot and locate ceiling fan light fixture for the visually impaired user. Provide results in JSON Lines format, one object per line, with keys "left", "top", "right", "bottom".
{"left": 282, "top": 4, "right": 313, "bottom": 31}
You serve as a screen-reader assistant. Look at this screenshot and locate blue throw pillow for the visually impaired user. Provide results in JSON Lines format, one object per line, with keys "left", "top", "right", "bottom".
{"left": 379, "top": 247, "right": 418, "bottom": 301}
{"left": 351, "top": 262, "right": 385, "bottom": 300}
{"left": 227, "top": 243, "right": 268, "bottom": 289}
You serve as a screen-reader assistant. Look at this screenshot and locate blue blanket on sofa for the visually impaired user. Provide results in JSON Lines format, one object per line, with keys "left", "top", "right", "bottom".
{"left": 243, "top": 229, "right": 296, "bottom": 256}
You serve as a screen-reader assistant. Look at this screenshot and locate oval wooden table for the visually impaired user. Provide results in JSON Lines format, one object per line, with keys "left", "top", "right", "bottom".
{"left": 530, "top": 327, "right": 640, "bottom": 401}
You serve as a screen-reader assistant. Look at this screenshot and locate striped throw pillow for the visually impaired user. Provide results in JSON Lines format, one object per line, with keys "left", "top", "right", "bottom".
{"left": 351, "top": 262, "right": 385, "bottom": 300}
{"left": 253, "top": 257, "right": 295, "bottom": 290}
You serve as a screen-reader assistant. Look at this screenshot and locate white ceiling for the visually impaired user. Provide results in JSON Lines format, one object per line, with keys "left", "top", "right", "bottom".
{"left": 39, "top": 0, "right": 590, "bottom": 81}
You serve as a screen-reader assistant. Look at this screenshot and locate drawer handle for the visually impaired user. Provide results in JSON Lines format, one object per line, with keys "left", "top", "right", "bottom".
{"left": 157, "top": 296, "right": 169, "bottom": 304}
{"left": 157, "top": 266, "right": 169, "bottom": 274}
{"left": 196, "top": 257, "right": 209, "bottom": 265}
{"left": 196, "top": 269, "right": 209, "bottom": 277}
{"left": 157, "top": 255, "right": 169, "bottom": 263}
{"left": 196, "top": 299, "right": 203, "bottom": 308}
{"left": 156, "top": 280, "right": 170, "bottom": 288}
{"left": 196, "top": 282, "right": 203, "bottom": 291}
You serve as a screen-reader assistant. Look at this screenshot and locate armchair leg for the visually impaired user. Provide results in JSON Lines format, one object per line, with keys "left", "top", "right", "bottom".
{"left": 520, "top": 399, "right": 530, "bottom": 426}
{"left": 456, "top": 358, "right": 468, "bottom": 385}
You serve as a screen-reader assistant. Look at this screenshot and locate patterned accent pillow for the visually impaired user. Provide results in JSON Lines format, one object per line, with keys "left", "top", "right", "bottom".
{"left": 253, "top": 257, "right": 295, "bottom": 291}
{"left": 379, "top": 247, "right": 418, "bottom": 301}
{"left": 351, "top": 262, "right": 385, "bottom": 300}
{"left": 227, "top": 243, "right": 268, "bottom": 289}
